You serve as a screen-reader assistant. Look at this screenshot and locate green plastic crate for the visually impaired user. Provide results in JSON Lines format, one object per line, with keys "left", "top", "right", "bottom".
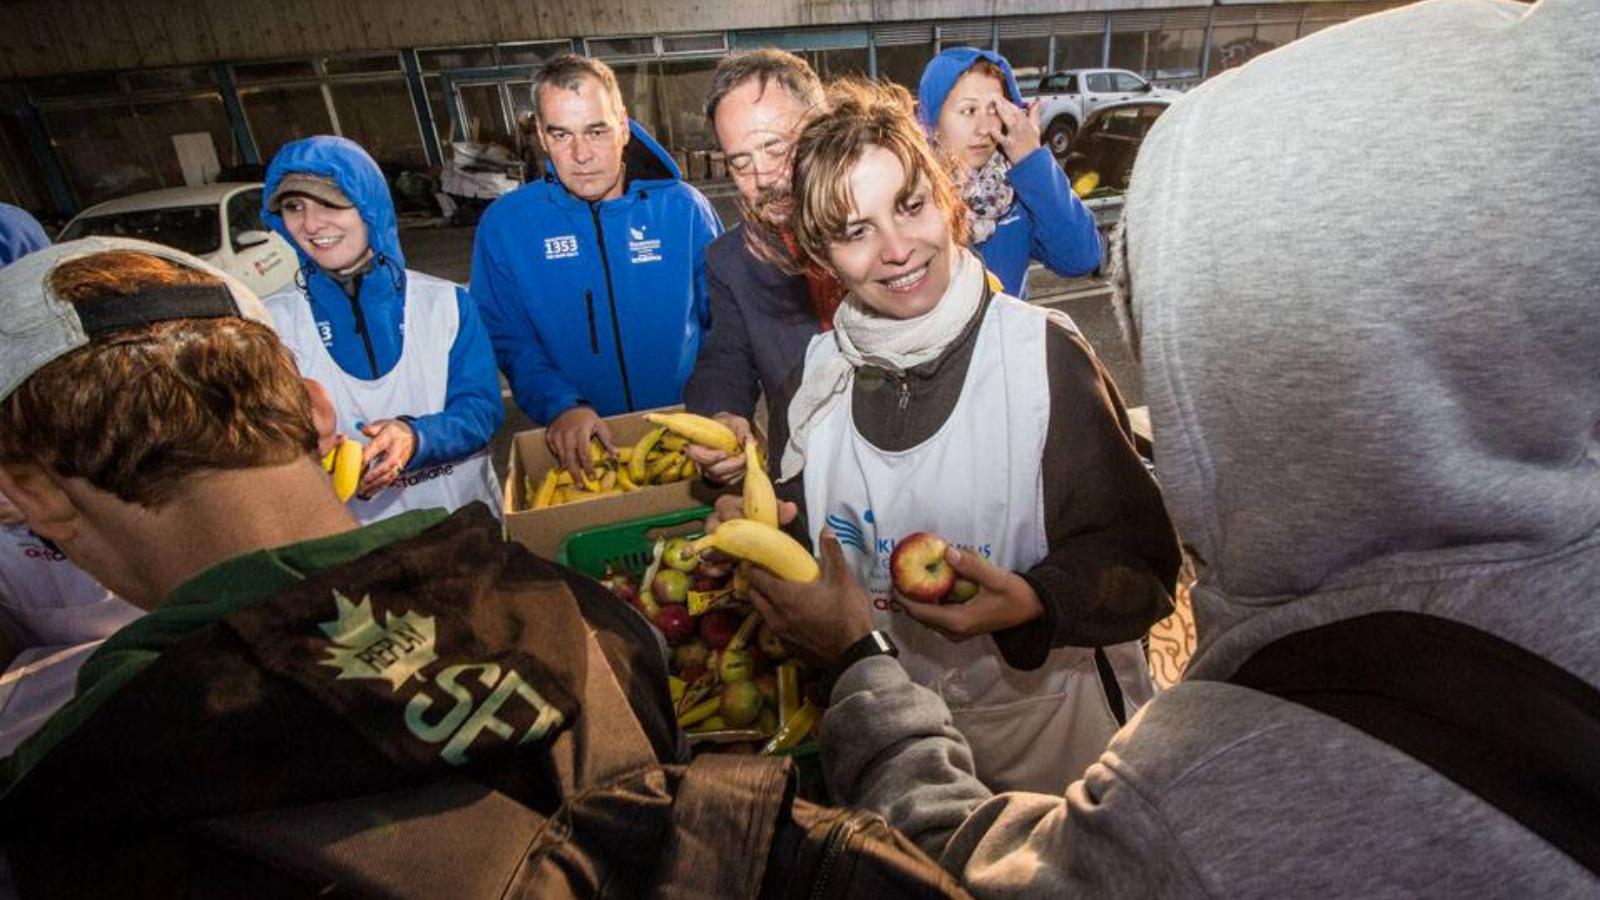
{"left": 558, "top": 505, "right": 713, "bottom": 578}
{"left": 559, "top": 505, "right": 831, "bottom": 804}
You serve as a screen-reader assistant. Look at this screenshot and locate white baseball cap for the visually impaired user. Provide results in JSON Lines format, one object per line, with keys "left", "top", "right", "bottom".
{"left": 0, "top": 236, "right": 273, "bottom": 402}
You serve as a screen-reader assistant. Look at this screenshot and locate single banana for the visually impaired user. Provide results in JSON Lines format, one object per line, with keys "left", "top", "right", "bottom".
{"left": 741, "top": 439, "right": 778, "bottom": 527}
{"left": 690, "top": 519, "right": 820, "bottom": 583}
{"left": 628, "top": 426, "right": 667, "bottom": 483}
{"left": 659, "top": 434, "right": 689, "bottom": 452}
{"left": 616, "top": 468, "right": 639, "bottom": 492}
{"left": 599, "top": 468, "right": 617, "bottom": 491}
{"left": 562, "top": 486, "right": 623, "bottom": 505}
{"left": 531, "top": 467, "right": 560, "bottom": 509}
{"left": 761, "top": 700, "right": 820, "bottom": 755}
{"left": 320, "top": 447, "right": 337, "bottom": 472}
{"left": 643, "top": 412, "right": 741, "bottom": 455}
{"left": 679, "top": 458, "right": 697, "bottom": 481}
{"left": 677, "top": 695, "right": 722, "bottom": 728}
{"left": 588, "top": 440, "right": 607, "bottom": 464}
{"left": 330, "top": 439, "right": 363, "bottom": 503}
{"left": 646, "top": 449, "right": 684, "bottom": 482}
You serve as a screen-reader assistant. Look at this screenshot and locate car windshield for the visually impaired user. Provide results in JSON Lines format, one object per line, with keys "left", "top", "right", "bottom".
{"left": 60, "top": 205, "right": 221, "bottom": 256}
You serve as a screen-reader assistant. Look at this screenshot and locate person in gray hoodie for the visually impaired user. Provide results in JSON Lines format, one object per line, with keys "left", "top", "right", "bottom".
{"left": 747, "top": 0, "right": 1600, "bottom": 894}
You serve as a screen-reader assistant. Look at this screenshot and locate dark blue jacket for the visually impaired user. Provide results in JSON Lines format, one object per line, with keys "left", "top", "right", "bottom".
{"left": 471, "top": 121, "right": 722, "bottom": 424}
{"left": 682, "top": 224, "right": 822, "bottom": 439}
{"left": 261, "top": 136, "right": 503, "bottom": 470}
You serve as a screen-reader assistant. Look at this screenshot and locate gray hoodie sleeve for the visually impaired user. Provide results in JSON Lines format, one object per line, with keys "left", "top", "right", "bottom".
{"left": 822, "top": 656, "right": 1206, "bottom": 899}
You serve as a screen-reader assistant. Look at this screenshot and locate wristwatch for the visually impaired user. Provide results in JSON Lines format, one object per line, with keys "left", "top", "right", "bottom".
{"left": 829, "top": 630, "right": 899, "bottom": 687}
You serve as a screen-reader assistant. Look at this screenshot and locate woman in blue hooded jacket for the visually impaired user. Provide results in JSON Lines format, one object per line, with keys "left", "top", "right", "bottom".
{"left": 261, "top": 136, "right": 504, "bottom": 523}
{"left": 918, "top": 48, "right": 1103, "bottom": 298}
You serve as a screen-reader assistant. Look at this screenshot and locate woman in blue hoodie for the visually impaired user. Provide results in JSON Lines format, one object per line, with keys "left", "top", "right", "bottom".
{"left": 918, "top": 48, "right": 1103, "bottom": 298}
{"left": 261, "top": 136, "right": 504, "bottom": 523}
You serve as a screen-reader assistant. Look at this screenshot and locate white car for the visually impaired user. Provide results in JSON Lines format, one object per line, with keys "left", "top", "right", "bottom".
{"left": 59, "top": 183, "right": 296, "bottom": 299}
{"left": 1031, "top": 69, "right": 1183, "bottom": 157}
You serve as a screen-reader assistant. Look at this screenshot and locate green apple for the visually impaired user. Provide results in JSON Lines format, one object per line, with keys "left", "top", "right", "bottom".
{"left": 718, "top": 647, "right": 754, "bottom": 684}
{"left": 652, "top": 569, "right": 690, "bottom": 604}
{"left": 721, "top": 680, "right": 762, "bottom": 727}
{"left": 663, "top": 537, "right": 702, "bottom": 573}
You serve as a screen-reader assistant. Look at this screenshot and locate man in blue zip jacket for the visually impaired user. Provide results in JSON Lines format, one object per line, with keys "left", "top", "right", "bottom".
{"left": 472, "top": 54, "right": 723, "bottom": 479}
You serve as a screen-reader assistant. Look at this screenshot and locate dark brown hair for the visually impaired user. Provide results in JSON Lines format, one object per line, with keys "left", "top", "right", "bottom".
{"left": 0, "top": 251, "right": 318, "bottom": 507}
{"left": 704, "top": 49, "right": 824, "bottom": 123}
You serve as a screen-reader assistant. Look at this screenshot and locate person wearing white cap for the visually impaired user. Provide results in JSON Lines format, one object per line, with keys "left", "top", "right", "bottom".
{"left": 261, "top": 135, "right": 504, "bottom": 524}
{"left": 0, "top": 238, "right": 681, "bottom": 893}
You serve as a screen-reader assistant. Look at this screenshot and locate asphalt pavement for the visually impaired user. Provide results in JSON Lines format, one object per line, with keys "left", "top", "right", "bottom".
{"left": 398, "top": 198, "right": 1137, "bottom": 480}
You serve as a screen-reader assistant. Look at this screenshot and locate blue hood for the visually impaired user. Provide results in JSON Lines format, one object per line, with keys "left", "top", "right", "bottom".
{"left": 917, "top": 48, "right": 1024, "bottom": 130}
{"left": 0, "top": 203, "right": 49, "bottom": 269}
{"left": 261, "top": 136, "right": 404, "bottom": 275}
{"left": 540, "top": 119, "right": 683, "bottom": 193}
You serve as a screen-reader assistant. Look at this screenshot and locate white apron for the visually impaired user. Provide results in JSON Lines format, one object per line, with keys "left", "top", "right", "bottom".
{"left": 0, "top": 523, "right": 141, "bottom": 647}
{"left": 267, "top": 272, "right": 501, "bottom": 524}
{"left": 802, "top": 295, "right": 1151, "bottom": 794}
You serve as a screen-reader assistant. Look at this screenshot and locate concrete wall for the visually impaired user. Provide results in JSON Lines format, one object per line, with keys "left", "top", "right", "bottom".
{"left": 0, "top": 0, "right": 1208, "bottom": 78}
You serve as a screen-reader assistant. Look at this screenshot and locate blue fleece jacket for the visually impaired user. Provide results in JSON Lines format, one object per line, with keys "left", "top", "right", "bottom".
{"left": 918, "top": 47, "right": 1103, "bottom": 296}
{"left": 471, "top": 121, "right": 723, "bottom": 424}
{"left": 261, "top": 136, "right": 503, "bottom": 470}
{"left": 0, "top": 204, "right": 49, "bottom": 268}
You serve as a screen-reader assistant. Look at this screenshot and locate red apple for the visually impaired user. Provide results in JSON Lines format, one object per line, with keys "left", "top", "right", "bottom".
{"left": 890, "top": 531, "right": 955, "bottom": 603}
{"left": 652, "top": 569, "right": 690, "bottom": 604}
{"left": 950, "top": 577, "right": 979, "bottom": 604}
{"left": 652, "top": 605, "right": 695, "bottom": 646}
{"left": 663, "top": 537, "right": 701, "bottom": 573}
{"left": 697, "top": 608, "right": 742, "bottom": 650}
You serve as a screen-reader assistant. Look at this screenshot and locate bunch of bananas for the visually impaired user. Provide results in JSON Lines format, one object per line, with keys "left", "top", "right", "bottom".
{"left": 524, "top": 436, "right": 700, "bottom": 510}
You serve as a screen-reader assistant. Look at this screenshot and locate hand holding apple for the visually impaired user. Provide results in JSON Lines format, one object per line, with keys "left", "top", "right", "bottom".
{"left": 746, "top": 529, "right": 874, "bottom": 665}
{"left": 896, "top": 545, "right": 1044, "bottom": 641}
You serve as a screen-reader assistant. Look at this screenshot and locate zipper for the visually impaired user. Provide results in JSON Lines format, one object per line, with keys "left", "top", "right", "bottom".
{"left": 345, "top": 273, "right": 379, "bottom": 378}
{"left": 808, "top": 814, "right": 859, "bottom": 900}
{"left": 584, "top": 289, "right": 599, "bottom": 353}
{"left": 588, "top": 203, "right": 636, "bottom": 411}
{"left": 896, "top": 372, "right": 910, "bottom": 412}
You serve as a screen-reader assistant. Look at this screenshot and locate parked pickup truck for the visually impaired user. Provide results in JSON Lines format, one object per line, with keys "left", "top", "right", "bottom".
{"left": 1031, "top": 69, "right": 1181, "bottom": 156}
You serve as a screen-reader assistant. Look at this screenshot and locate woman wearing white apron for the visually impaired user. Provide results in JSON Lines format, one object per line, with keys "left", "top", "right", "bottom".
{"left": 260, "top": 136, "right": 503, "bottom": 523}
{"left": 752, "top": 81, "right": 1180, "bottom": 795}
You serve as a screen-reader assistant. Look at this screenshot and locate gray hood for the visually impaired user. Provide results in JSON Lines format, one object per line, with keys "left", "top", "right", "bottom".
{"left": 1126, "top": 0, "right": 1600, "bottom": 682}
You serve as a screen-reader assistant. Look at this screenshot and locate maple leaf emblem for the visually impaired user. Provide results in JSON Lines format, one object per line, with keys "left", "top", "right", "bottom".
{"left": 318, "top": 590, "right": 438, "bottom": 691}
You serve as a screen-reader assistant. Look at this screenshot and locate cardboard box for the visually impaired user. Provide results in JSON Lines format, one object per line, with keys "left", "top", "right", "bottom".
{"left": 503, "top": 405, "right": 721, "bottom": 560}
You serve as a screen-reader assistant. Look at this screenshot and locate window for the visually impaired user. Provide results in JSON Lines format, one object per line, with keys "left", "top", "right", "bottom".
{"left": 1112, "top": 72, "right": 1147, "bottom": 93}
{"left": 234, "top": 60, "right": 319, "bottom": 84}
{"left": 1039, "top": 74, "right": 1075, "bottom": 94}
{"left": 418, "top": 46, "right": 496, "bottom": 72}
{"left": 323, "top": 54, "right": 402, "bottom": 76}
{"left": 998, "top": 36, "right": 1050, "bottom": 84}
{"left": 656, "top": 59, "right": 719, "bottom": 151}
{"left": 813, "top": 47, "right": 869, "bottom": 79}
{"left": 662, "top": 33, "right": 726, "bottom": 55}
{"left": 123, "top": 66, "right": 214, "bottom": 94}
{"left": 499, "top": 41, "right": 571, "bottom": 68}
{"left": 1085, "top": 72, "right": 1113, "bottom": 93}
{"left": 328, "top": 79, "right": 428, "bottom": 169}
{"left": 226, "top": 188, "right": 265, "bottom": 251}
{"left": 875, "top": 43, "right": 935, "bottom": 92}
{"left": 1108, "top": 30, "right": 1155, "bottom": 74}
{"left": 1055, "top": 34, "right": 1104, "bottom": 71}
{"left": 1154, "top": 27, "right": 1204, "bottom": 81}
{"left": 61, "top": 206, "right": 222, "bottom": 256}
{"left": 587, "top": 36, "right": 656, "bottom": 59}
{"left": 241, "top": 85, "right": 334, "bottom": 164}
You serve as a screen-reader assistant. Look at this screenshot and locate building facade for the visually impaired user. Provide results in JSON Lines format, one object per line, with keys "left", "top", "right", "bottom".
{"left": 0, "top": 0, "right": 1406, "bottom": 219}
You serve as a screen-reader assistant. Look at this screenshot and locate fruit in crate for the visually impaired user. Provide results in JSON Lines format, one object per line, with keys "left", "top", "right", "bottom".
{"left": 672, "top": 641, "right": 709, "bottom": 672}
{"left": 599, "top": 568, "right": 637, "bottom": 605}
{"left": 662, "top": 537, "right": 701, "bottom": 573}
{"left": 890, "top": 531, "right": 955, "bottom": 603}
{"left": 524, "top": 435, "right": 699, "bottom": 509}
{"left": 720, "top": 681, "right": 763, "bottom": 728}
{"left": 697, "top": 608, "right": 742, "bottom": 650}
{"left": 717, "top": 647, "right": 754, "bottom": 684}
{"left": 652, "top": 605, "right": 696, "bottom": 646}
{"left": 651, "top": 569, "right": 690, "bottom": 605}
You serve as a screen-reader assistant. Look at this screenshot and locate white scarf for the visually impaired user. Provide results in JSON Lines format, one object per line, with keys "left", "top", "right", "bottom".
{"left": 780, "top": 247, "right": 984, "bottom": 481}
